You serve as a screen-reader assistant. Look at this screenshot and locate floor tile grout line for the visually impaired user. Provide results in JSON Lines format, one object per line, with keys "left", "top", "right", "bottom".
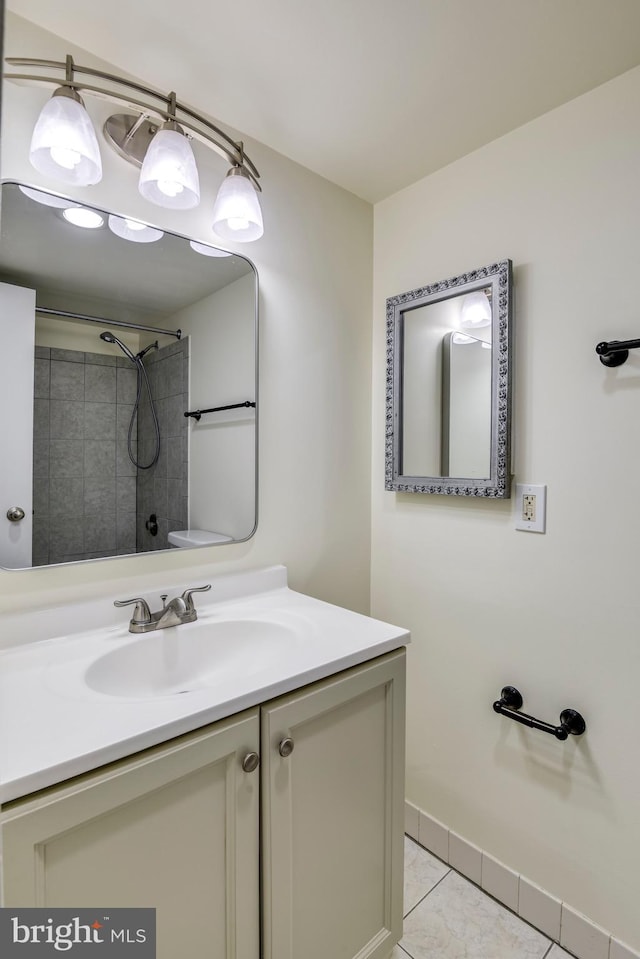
{"left": 405, "top": 834, "right": 561, "bottom": 952}
{"left": 402, "top": 867, "right": 452, "bottom": 921}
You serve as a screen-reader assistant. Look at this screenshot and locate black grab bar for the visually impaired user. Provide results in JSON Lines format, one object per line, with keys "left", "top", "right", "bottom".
{"left": 184, "top": 401, "right": 256, "bottom": 422}
{"left": 493, "top": 686, "right": 586, "bottom": 741}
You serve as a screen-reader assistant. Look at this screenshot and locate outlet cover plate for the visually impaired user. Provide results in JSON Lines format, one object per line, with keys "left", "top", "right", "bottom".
{"left": 515, "top": 483, "right": 546, "bottom": 533}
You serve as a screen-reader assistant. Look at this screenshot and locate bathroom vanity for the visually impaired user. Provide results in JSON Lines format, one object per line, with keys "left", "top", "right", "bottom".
{"left": 0, "top": 566, "right": 408, "bottom": 959}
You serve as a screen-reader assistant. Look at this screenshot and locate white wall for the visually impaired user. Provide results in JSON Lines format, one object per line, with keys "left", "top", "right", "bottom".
{"left": 171, "top": 273, "right": 256, "bottom": 540}
{"left": 371, "top": 66, "right": 640, "bottom": 949}
{"left": 0, "top": 12, "right": 373, "bottom": 621}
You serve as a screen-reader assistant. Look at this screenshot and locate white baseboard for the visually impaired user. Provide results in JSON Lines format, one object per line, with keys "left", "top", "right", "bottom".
{"left": 405, "top": 801, "right": 638, "bottom": 959}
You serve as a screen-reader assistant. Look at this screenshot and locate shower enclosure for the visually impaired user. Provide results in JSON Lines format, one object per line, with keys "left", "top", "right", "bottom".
{"left": 31, "top": 330, "right": 189, "bottom": 566}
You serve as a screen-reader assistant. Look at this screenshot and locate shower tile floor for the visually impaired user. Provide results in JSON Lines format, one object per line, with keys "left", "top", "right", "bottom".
{"left": 394, "top": 838, "right": 573, "bottom": 959}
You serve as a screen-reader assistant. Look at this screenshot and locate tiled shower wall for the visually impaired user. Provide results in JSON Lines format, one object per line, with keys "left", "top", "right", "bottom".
{"left": 136, "top": 338, "right": 189, "bottom": 552}
{"left": 32, "top": 339, "right": 189, "bottom": 566}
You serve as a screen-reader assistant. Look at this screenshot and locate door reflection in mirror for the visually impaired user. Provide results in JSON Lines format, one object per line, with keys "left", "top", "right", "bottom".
{"left": 442, "top": 331, "right": 492, "bottom": 479}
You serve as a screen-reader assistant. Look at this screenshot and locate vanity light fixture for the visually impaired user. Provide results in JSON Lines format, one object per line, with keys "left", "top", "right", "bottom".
{"left": 6, "top": 54, "right": 264, "bottom": 241}
{"left": 28, "top": 80, "right": 102, "bottom": 186}
{"left": 108, "top": 214, "right": 164, "bottom": 243}
{"left": 138, "top": 96, "right": 200, "bottom": 210}
{"left": 211, "top": 163, "right": 264, "bottom": 241}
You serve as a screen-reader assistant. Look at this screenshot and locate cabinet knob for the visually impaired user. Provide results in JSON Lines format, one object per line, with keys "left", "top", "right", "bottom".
{"left": 241, "top": 751, "right": 260, "bottom": 773}
{"left": 278, "top": 737, "right": 294, "bottom": 758}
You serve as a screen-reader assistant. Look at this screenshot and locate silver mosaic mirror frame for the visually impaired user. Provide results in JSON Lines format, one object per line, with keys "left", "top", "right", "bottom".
{"left": 385, "top": 259, "right": 513, "bottom": 497}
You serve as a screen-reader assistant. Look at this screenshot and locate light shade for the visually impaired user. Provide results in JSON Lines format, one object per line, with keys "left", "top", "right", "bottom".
{"left": 108, "top": 214, "right": 164, "bottom": 243}
{"left": 460, "top": 290, "right": 491, "bottom": 328}
{"left": 29, "top": 88, "right": 102, "bottom": 186}
{"left": 138, "top": 124, "right": 200, "bottom": 209}
{"left": 211, "top": 168, "right": 263, "bottom": 242}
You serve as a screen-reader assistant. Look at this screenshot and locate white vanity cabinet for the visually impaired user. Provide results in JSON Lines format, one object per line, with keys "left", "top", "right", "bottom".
{"left": 262, "top": 648, "right": 405, "bottom": 959}
{"left": 1, "top": 709, "right": 261, "bottom": 957}
{"left": 1, "top": 649, "right": 405, "bottom": 959}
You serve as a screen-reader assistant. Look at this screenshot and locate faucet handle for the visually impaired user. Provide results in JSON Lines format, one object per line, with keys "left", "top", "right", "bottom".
{"left": 114, "top": 597, "right": 152, "bottom": 625}
{"left": 181, "top": 584, "right": 212, "bottom": 613}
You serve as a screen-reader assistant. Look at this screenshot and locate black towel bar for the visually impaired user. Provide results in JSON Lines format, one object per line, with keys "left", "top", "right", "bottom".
{"left": 493, "top": 686, "right": 586, "bottom": 741}
{"left": 184, "top": 401, "right": 256, "bottom": 422}
{"left": 596, "top": 337, "right": 640, "bottom": 367}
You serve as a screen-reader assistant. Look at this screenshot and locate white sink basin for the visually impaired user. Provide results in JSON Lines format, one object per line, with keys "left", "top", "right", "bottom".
{"left": 84, "top": 618, "right": 299, "bottom": 698}
{"left": 1, "top": 565, "right": 409, "bottom": 802}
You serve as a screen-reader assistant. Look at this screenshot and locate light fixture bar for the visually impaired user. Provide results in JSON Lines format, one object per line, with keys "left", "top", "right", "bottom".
{"left": 5, "top": 56, "right": 261, "bottom": 189}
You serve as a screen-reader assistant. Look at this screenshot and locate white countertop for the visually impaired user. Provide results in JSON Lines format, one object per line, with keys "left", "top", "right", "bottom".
{"left": 0, "top": 566, "right": 409, "bottom": 803}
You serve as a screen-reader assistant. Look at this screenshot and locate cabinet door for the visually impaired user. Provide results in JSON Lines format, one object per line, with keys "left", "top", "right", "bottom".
{"left": 261, "top": 649, "right": 406, "bottom": 959}
{"left": 1, "top": 711, "right": 260, "bottom": 959}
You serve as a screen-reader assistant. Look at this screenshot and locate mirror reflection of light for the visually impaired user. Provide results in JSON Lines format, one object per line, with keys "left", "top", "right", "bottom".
{"left": 108, "top": 214, "right": 164, "bottom": 243}
{"left": 189, "top": 240, "right": 232, "bottom": 258}
{"left": 460, "top": 290, "right": 491, "bottom": 328}
{"left": 481, "top": 341, "right": 492, "bottom": 350}
{"left": 18, "top": 185, "right": 76, "bottom": 209}
{"left": 452, "top": 332, "right": 476, "bottom": 345}
{"left": 62, "top": 207, "right": 104, "bottom": 229}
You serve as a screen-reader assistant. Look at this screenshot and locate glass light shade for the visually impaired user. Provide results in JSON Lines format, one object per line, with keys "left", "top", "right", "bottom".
{"left": 138, "top": 127, "right": 200, "bottom": 209}
{"left": 189, "top": 239, "right": 231, "bottom": 257}
{"left": 29, "top": 90, "right": 102, "bottom": 186}
{"left": 452, "top": 332, "right": 476, "bottom": 345}
{"left": 460, "top": 291, "right": 491, "bottom": 328}
{"left": 211, "top": 169, "right": 263, "bottom": 242}
{"left": 108, "top": 214, "right": 163, "bottom": 243}
{"left": 62, "top": 207, "right": 104, "bottom": 229}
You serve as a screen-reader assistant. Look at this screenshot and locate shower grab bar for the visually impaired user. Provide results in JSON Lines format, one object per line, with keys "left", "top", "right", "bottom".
{"left": 493, "top": 686, "right": 586, "bottom": 741}
{"left": 184, "top": 400, "right": 256, "bottom": 422}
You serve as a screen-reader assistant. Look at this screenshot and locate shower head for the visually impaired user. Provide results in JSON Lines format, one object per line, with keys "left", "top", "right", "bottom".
{"left": 136, "top": 340, "right": 158, "bottom": 360}
{"left": 100, "top": 330, "right": 136, "bottom": 362}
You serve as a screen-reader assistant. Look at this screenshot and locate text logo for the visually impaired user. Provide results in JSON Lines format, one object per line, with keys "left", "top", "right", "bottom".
{"left": 0, "top": 909, "right": 155, "bottom": 956}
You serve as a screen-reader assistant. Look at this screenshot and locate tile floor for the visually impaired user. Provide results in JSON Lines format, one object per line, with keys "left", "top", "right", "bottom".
{"left": 394, "top": 837, "right": 574, "bottom": 959}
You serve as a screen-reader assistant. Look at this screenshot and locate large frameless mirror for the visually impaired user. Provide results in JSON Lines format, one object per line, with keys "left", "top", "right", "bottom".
{"left": 385, "top": 259, "right": 512, "bottom": 497}
{"left": 0, "top": 181, "right": 258, "bottom": 569}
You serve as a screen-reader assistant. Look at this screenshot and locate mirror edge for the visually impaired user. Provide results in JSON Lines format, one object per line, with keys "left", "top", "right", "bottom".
{"left": 384, "top": 258, "right": 513, "bottom": 498}
{"left": 0, "top": 177, "right": 260, "bottom": 571}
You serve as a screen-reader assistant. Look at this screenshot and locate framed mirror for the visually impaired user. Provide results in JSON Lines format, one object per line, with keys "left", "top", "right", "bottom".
{"left": 0, "top": 181, "right": 258, "bottom": 569}
{"left": 385, "top": 259, "right": 512, "bottom": 497}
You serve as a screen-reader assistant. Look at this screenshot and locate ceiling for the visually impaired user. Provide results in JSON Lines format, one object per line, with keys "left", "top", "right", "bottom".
{"left": 7, "top": 0, "right": 640, "bottom": 203}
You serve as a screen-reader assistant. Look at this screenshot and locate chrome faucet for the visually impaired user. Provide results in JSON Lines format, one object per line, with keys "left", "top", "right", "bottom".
{"left": 115, "top": 585, "right": 212, "bottom": 633}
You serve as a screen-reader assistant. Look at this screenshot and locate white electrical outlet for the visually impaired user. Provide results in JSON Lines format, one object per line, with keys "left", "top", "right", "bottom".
{"left": 515, "top": 484, "right": 546, "bottom": 533}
